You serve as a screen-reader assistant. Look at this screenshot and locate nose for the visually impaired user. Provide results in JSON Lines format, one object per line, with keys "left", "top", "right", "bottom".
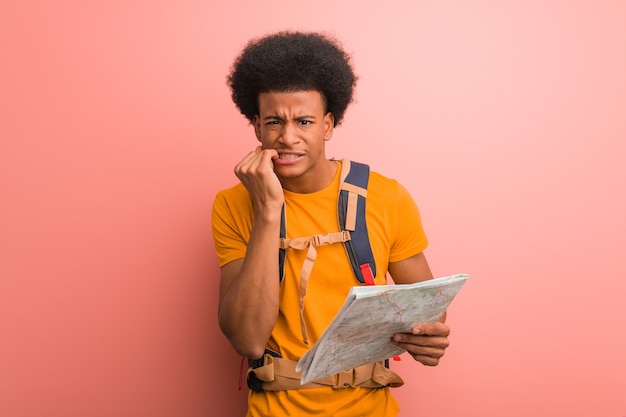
{"left": 278, "top": 122, "right": 300, "bottom": 145}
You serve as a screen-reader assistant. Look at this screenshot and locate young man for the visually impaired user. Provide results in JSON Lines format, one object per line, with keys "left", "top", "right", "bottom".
{"left": 212, "top": 31, "right": 451, "bottom": 417}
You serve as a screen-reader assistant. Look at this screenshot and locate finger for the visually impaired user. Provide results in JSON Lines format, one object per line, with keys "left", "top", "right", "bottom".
{"left": 398, "top": 343, "right": 447, "bottom": 358}
{"left": 235, "top": 148, "right": 262, "bottom": 174}
{"left": 393, "top": 334, "right": 449, "bottom": 349}
{"left": 412, "top": 322, "right": 450, "bottom": 337}
{"left": 235, "top": 148, "right": 277, "bottom": 178}
{"left": 259, "top": 148, "right": 279, "bottom": 166}
{"left": 395, "top": 342, "right": 447, "bottom": 366}
{"left": 411, "top": 353, "right": 443, "bottom": 367}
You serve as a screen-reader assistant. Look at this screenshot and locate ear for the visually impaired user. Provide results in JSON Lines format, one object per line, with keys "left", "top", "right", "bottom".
{"left": 323, "top": 112, "right": 334, "bottom": 141}
{"left": 252, "top": 115, "right": 262, "bottom": 142}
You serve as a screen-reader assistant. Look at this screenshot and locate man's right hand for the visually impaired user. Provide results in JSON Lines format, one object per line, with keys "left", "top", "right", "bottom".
{"left": 220, "top": 146, "right": 284, "bottom": 358}
{"left": 235, "top": 147, "right": 284, "bottom": 211}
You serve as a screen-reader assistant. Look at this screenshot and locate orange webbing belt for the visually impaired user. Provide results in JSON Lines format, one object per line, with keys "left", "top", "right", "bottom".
{"left": 248, "top": 353, "right": 404, "bottom": 391}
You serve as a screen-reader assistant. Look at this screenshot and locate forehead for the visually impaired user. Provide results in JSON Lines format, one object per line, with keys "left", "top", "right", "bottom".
{"left": 257, "top": 90, "right": 325, "bottom": 115}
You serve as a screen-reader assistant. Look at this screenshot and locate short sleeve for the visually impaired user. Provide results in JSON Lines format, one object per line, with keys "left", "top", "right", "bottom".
{"left": 211, "top": 190, "right": 251, "bottom": 267}
{"left": 388, "top": 182, "right": 428, "bottom": 262}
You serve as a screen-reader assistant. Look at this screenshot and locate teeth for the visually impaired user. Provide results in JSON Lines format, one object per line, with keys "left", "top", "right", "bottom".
{"left": 280, "top": 154, "right": 300, "bottom": 160}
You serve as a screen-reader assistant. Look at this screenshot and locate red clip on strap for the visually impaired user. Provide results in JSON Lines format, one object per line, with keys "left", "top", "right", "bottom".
{"left": 359, "top": 263, "right": 376, "bottom": 286}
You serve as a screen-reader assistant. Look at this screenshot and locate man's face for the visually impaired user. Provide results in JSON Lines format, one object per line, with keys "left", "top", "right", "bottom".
{"left": 253, "top": 90, "right": 335, "bottom": 193}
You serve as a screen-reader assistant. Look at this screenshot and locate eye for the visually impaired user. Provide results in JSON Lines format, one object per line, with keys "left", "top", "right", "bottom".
{"left": 300, "top": 120, "right": 312, "bottom": 125}
{"left": 265, "top": 120, "right": 280, "bottom": 126}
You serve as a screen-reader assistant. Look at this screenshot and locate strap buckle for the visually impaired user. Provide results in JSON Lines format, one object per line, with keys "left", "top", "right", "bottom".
{"left": 333, "top": 369, "right": 356, "bottom": 389}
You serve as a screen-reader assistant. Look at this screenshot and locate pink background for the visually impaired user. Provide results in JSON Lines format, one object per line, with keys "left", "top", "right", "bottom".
{"left": 2, "top": 1, "right": 625, "bottom": 416}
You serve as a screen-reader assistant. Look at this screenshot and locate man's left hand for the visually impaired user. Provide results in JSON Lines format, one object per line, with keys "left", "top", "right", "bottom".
{"left": 391, "top": 322, "right": 450, "bottom": 366}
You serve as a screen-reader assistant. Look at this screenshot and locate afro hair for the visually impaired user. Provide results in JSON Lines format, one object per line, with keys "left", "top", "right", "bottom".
{"left": 227, "top": 31, "right": 358, "bottom": 127}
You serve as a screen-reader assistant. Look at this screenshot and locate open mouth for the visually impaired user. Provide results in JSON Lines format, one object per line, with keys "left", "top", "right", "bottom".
{"left": 277, "top": 153, "right": 305, "bottom": 160}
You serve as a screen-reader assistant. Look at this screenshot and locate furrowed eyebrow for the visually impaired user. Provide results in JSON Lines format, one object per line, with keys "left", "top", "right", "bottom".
{"left": 263, "top": 116, "right": 284, "bottom": 121}
{"left": 262, "top": 115, "right": 316, "bottom": 122}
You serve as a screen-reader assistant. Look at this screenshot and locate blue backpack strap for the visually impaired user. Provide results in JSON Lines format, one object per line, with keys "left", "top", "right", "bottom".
{"left": 338, "top": 159, "right": 376, "bottom": 285}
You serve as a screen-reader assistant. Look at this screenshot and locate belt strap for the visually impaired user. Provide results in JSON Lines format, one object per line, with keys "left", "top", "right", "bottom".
{"left": 248, "top": 354, "right": 404, "bottom": 391}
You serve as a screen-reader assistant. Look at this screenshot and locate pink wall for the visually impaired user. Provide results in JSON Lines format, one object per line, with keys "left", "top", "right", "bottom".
{"left": 2, "top": 1, "right": 624, "bottom": 416}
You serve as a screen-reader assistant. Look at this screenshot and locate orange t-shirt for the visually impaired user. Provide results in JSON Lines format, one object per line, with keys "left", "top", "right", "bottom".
{"left": 212, "top": 161, "right": 428, "bottom": 417}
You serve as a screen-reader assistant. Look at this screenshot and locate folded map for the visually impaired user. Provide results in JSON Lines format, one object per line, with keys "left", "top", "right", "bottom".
{"left": 296, "top": 273, "right": 469, "bottom": 384}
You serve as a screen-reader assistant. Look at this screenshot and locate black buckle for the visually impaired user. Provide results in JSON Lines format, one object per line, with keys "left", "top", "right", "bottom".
{"left": 247, "top": 349, "right": 281, "bottom": 392}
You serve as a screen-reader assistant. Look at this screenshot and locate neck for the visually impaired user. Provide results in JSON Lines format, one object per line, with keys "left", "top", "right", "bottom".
{"left": 279, "top": 159, "right": 337, "bottom": 194}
